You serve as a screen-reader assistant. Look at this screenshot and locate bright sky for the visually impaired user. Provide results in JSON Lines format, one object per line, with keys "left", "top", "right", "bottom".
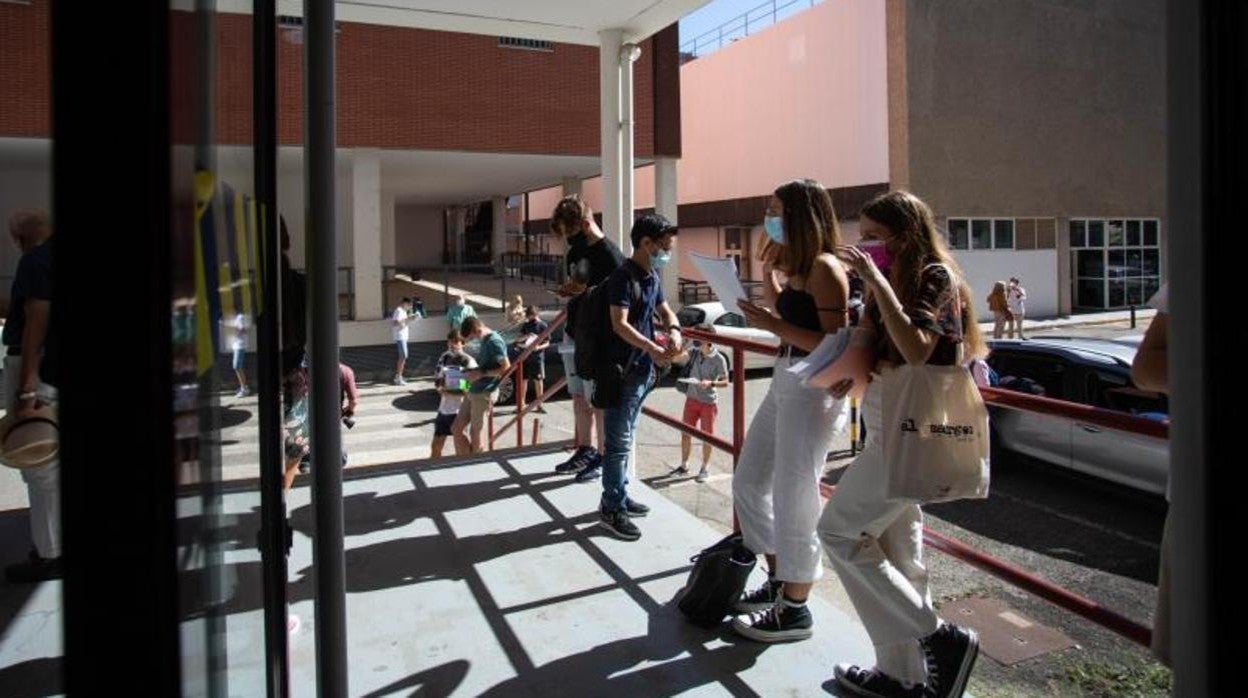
{"left": 679, "top": 0, "right": 820, "bottom": 50}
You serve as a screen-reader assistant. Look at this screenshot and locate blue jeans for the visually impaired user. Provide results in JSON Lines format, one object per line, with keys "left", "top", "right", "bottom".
{"left": 601, "top": 365, "right": 654, "bottom": 513}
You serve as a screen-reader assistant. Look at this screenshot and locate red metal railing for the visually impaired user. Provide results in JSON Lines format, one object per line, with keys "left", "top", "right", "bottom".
{"left": 636, "top": 327, "right": 1162, "bottom": 649}
{"left": 488, "top": 310, "right": 568, "bottom": 449}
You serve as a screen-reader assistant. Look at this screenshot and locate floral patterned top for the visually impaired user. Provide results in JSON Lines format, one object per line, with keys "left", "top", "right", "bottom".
{"left": 867, "top": 261, "right": 966, "bottom": 366}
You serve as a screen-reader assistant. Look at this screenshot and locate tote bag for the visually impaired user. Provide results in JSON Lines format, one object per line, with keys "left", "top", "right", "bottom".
{"left": 881, "top": 362, "right": 990, "bottom": 502}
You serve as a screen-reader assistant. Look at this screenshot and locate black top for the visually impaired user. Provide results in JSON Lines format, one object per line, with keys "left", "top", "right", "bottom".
{"left": 565, "top": 233, "right": 625, "bottom": 334}
{"left": 3, "top": 241, "right": 53, "bottom": 348}
{"left": 776, "top": 287, "right": 822, "bottom": 333}
{"left": 565, "top": 233, "right": 626, "bottom": 287}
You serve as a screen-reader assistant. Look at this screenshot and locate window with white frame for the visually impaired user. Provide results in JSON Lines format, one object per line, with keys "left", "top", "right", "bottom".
{"left": 945, "top": 218, "right": 1030, "bottom": 250}
{"left": 1069, "top": 218, "right": 1161, "bottom": 310}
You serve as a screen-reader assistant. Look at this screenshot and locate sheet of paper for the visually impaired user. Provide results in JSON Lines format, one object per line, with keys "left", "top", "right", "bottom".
{"left": 785, "top": 328, "right": 851, "bottom": 378}
{"left": 803, "top": 328, "right": 875, "bottom": 398}
{"left": 676, "top": 377, "right": 701, "bottom": 385}
{"left": 689, "top": 252, "right": 748, "bottom": 305}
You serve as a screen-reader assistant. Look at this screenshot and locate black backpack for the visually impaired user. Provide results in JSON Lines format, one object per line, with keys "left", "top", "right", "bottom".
{"left": 677, "top": 533, "right": 757, "bottom": 628}
{"left": 572, "top": 266, "right": 642, "bottom": 384}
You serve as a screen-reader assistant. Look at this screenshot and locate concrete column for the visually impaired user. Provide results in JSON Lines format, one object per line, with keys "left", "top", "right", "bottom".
{"left": 1055, "top": 216, "right": 1073, "bottom": 316}
{"left": 350, "top": 149, "right": 383, "bottom": 320}
{"left": 655, "top": 156, "right": 680, "bottom": 309}
{"left": 381, "top": 192, "right": 396, "bottom": 267}
{"left": 621, "top": 42, "right": 639, "bottom": 245}
{"left": 492, "top": 194, "right": 508, "bottom": 274}
{"left": 599, "top": 29, "right": 624, "bottom": 250}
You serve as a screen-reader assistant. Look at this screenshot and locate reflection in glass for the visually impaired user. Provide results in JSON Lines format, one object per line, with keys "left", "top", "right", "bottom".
{"left": 1143, "top": 219, "right": 1159, "bottom": 246}
{"left": 993, "top": 219, "right": 1014, "bottom": 249}
{"left": 1109, "top": 279, "right": 1126, "bottom": 307}
{"left": 1126, "top": 248, "right": 1143, "bottom": 276}
{"left": 1088, "top": 220, "right": 1105, "bottom": 247}
{"left": 947, "top": 219, "right": 969, "bottom": 249}
{"left": 1078, "top": 279, "right": 1105, "bottom": 308}
{"left": 971, "top": 219, "right": 991, "bottom": 249}
{"left": 1142, "top": 249, "right": 1160, "bottom": 275}
{"left": 1077, "top": 250, "right": 1105, "bottom": 278}
{"left": 1107, "top": 220, "right": 1125, "bottom": 246}
{"left": 1126, "top": 279, "right": 1145, "bottom": 306}
{"left": 1069, "top": 220, "right": 1086, "bottom": 248}
{"left": 1107, "top": 250, "right": 1126, "bottom": 277}
{"left": 1142, "top": 277, "right": 1161, "bottom": 302}
{"left": 1126, "top": 220, "right": 1141, "bottom": 246}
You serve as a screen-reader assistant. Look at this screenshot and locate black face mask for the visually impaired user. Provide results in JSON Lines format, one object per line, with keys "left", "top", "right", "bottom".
{"left": 567, "top": 230, "right": 587, "bottom": 246}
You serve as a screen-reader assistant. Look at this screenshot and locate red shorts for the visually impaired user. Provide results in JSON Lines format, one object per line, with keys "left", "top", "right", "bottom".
{"left": 681, "top": 398, "right": 717, "bottom": 434}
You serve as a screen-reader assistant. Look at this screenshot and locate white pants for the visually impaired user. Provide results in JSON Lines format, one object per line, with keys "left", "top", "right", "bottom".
{"left": 3, "top": 355, "right": 61, "bottom": 559}
{"left": 732, "top": 356, "right": 847, "bottom": 583}
{"left": 817, "top": 380, "right": 938, "bottom": 685}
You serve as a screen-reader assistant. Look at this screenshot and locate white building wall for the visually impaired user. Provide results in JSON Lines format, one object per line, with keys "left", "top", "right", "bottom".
{"left": 952, "top": 249, "right": 1060, "bottom": 319}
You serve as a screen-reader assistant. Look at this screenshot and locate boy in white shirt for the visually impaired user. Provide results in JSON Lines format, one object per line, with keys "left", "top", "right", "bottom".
{"left": 1007, "top": 276, "right": 1028, "bottom": 340}
{"left": 392, "top": 297, "right": 415, "bottom": 385}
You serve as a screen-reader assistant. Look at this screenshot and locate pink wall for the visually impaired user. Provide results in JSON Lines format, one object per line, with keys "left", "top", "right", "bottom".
{"left": 679, "top": 0, "right": 888, "bottom": 203}
{"left": 528, "top": 1, "right": 888, "bottom": 219}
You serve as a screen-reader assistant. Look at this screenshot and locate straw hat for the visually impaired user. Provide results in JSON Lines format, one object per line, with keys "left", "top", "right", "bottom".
{"left": 0, "top": 402, "right": 59, "bottom": 469}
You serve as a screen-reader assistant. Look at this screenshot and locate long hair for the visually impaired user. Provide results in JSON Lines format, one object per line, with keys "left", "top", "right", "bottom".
{"left": 769, "top": 179, "right": 840, "bottom": 278}
{"left": 860, "top": 191, "right": 986, "bottom": 359}
{"left": 987, "top": 281, "right": 1007, "bottom": 309}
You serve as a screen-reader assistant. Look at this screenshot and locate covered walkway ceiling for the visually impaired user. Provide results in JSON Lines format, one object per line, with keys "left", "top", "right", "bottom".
{"left": 206, "top": 0, "right": 713, "bottom": 44}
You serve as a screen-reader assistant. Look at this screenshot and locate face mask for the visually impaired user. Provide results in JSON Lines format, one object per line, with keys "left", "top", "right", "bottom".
{"left": 764, "top": 216, "right": 785, "bottom": 244}
{"left": 650, "top": 248, "right": 672, "bottom": 269}
{"left": 857, "top": 239, "right": 893, "bottom": 272}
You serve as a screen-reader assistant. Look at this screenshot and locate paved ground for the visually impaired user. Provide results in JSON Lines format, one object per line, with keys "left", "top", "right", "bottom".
{"left": 0, "top": 317, "right": 1169, "bottom": 695}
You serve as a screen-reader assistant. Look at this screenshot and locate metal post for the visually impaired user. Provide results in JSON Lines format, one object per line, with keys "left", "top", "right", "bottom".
{"left": 253, "top": 0, "right": 289, "bottom": 695}
{"left": 1130, "top": 304, "right": 1137, "bottom": 329}
{"left": 849, "top": 397, "right": 859, "bottom": 456}
{"left": 304, "top": 0, "right": 347, "bottom": 695}
{"left": 516, "top": 361, "right": 525, "bottom": 448}
{"left": 732, "top": 347, "right": 745, "bottom": 466}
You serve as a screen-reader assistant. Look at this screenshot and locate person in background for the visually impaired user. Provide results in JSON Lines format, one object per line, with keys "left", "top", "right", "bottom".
{"left": 515, "top": 305, "right": 550, "bottom": 413}
{"left": 432, "top": 330, "right": 475, "bottom": 458}
{"left": 447, "top": 293, "right": 477, "bottom": 332}
{"left": 2, "top": 210, "right": 60, "bottom": 583}
{"left": 1006, "top": 276, "right": 1027, "bottom": 339}
{"left": 452, "top": 315, "right": 510, "bottom": 454}
{"left": 672, "top": 333, "right": 728, "bottom": 483}
{"left": 391, "top": 297, "right": 415, "bottom": 385}
{"left": 505, "top": 294, "right": 525, "bottom": 326}
{"left": 986, "top": 280, "right": 1010, "bottom": 340}
{"left": 230, "top": 312, "right": 250, "bottom": 397}
{"left": 1131, "top": 282, "right": 1170, "bottom": 667}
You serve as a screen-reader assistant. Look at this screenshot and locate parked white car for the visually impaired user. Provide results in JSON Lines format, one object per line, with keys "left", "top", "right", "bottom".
{"left": 676, "top": 302, "right": 780, "bottom": 371}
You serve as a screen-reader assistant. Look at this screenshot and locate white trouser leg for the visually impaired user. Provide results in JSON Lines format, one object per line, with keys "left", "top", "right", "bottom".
{"left": 769, "top": 363, "right": 847, "bottom": 583}
{"left": 818, "top": 382, "right": 937, "bottom": 684}
{"left": 3, "top": 355, "right": 61, "bottom": 559}
{"left": 732, "top": 382, "right": 779, "bottom": 559}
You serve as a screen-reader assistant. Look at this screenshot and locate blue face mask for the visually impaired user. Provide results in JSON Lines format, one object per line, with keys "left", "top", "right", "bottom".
{"left": 764, "top": 215, "right": 785, "bottom": 244}
{"left": 650, "top": 248, "right": 672, "bottom": 269}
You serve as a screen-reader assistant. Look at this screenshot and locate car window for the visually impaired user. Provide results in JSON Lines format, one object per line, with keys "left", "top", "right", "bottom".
{"left": 988, "top": 352, "right": 1069, "bottom": 399}
{"left": 714, "top": 312, "right": 746, "bottom": 328}
{"left": 677, "top": 307, "right": 706, "bottom": 327}
{"left": 1087, "top": 370, "right": 1169, "bottom": 417}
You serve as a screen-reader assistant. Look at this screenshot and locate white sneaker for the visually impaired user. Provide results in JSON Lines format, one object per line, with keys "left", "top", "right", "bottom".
{"left": 393, "top": 376, "right": 406, "bottom": 386}
{"left": 695, "top": 467, "right": 710, "bottom": 483}
{"left": 235, "top": 388, "right": 249, "bottom": 398}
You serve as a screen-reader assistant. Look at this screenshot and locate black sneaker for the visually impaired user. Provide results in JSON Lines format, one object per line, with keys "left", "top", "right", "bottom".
{"left": 599, "top": 509, "right": 641, "bottom": 541}
{"left": 921, "top": 623, "right": 979, "bottom": 698}
{"left": 833, "top": 664, "right": 925, "bottom": 698}
{"left": 623, "top": 499, "right": 650, "bottom": 518}
{"left": 5, "top": 554, "right": 62, "bottom": 583}
{"left": 731, "top": 600, "right": 813, "bottom": 642}
{"left": 733, "top": 578, "right": 782, "bottom": 613}
{"left": 574, "top": 452, "right": 603, "bottom": 482}
{"left": 555, "top": 446, "right": 594, "bottom": 473}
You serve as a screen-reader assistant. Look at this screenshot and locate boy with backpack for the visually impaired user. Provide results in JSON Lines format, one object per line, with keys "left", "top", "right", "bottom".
{"left": 575, "top": 213, "right": 682, "bottom": 541}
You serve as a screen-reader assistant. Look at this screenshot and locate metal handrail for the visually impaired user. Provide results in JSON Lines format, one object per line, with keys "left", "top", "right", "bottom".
{"left": 488, "top": 309, "right": 568, "bottom": 448}
{"left": 634, "top": 326, "right": 1161, "bottom": 649}
{"left": 680, "top": 0, "right": 821, "bottom": 60}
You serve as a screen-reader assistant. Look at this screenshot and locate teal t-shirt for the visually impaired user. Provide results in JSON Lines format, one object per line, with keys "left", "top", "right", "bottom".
{"left": 470, "top": 331, "right": 508, "bottom": 393}
{"left": 448, "top": 303, "right": 477, "bottom": 332}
